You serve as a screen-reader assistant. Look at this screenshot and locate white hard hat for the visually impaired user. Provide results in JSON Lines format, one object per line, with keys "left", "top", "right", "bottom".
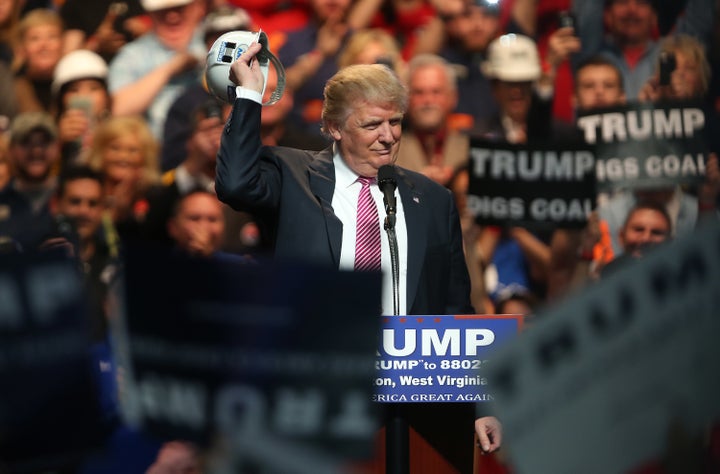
{"left": 52, "top": 49, "right": 108, "bottom": 95}
{"left": 203, "top": 6, "right": 252, "bottom": 38}
{"left": 141, "top": 0, "right": 193, "bottom": 12}
{"left": 482, "top": 34, "right": 541, "bottom": 82}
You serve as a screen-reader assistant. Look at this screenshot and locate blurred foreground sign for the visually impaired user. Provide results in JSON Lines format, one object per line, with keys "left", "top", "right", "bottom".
{"left": 487, "top": 220, "right": 720, "bottom": 474}
{"left": 0, "top": 252, "right": 105, "bottom": 473}
{"left": 114, "top": 248, "right": 382, "bottom": 473}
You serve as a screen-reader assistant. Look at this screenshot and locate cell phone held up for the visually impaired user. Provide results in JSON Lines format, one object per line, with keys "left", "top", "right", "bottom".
{"left": 68, "top": 95, "right": 94, "bottom": 118}
{"left": 659, "top": 51, "right": 676, "bottom": 87}
{"left": 558, "top": 10, "right": 575, "bottom": 30}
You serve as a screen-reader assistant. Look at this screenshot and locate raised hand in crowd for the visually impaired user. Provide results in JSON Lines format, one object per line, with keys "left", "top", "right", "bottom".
{"left": 284, "top": 17, "right": 348, "bottom": 92}
{"left": 637, "top": 35, "right": 708, "bottom": 103}
{"left": 85, "top": 5, "right": 128, "bottom": 57}
{"left": 542, "top": 25, "right": 581, "bottom": 83}
{"left": 58, "top": 108, "right": 91, "bottom": 146}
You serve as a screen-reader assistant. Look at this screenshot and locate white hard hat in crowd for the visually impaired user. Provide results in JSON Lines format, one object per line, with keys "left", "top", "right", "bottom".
{"left": 140, "top": 0, "right": 193, "bottom": 12}
{"left": 203, "top": 6, "right": 252, "bottom": 38}
{"left": 482, "top": 34, "right": 541, "bottom": 82}
{"left": 52, "top": 49, "right": 108, "bottom": 95}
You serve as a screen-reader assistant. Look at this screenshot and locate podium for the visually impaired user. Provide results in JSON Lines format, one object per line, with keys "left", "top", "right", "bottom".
{"left": 372, "top": 315, "right": 523, "bottom": 474}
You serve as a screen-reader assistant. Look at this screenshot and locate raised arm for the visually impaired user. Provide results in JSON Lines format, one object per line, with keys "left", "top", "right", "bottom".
{"left": 215, "top": 43, "right": 282, "bottom": 210}
{"left": 110, "top": 52, "right": 198, "bottom": 116}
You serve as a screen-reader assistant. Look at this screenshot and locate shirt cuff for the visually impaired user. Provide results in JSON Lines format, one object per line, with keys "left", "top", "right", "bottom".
{"left": 235, "top": 86, "right": 262, "bottom": 104}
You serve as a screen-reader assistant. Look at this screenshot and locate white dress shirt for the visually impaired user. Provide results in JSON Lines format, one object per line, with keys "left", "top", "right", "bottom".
{"left": 333, "top": 152, "right": 408, "bottom": 316}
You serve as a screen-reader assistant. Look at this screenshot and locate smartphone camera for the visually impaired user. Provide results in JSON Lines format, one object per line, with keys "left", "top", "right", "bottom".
{"left": 659, "top": 51, "right": 676, "bottom": 86}
{"left": 43, "top": 214, "right": 80, "bottom": 256}
{"left": 68, "top": 95, "right": 94, "bottom": 118}
{"left": 558, "top": 10, "right": 575, "bottom": 29}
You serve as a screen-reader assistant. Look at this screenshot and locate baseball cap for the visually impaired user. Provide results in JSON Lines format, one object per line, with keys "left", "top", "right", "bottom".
{"left": 52, "top": 49, "right": 108, "bottom": 95}
{"left": 141, "top": 0, "right": 194, "bottom": 12}
{"left": 482, "top": 34, "right": 541, "bottom": 82}
{"left": 9, "top": 112, "right": 58, "bottom": 144}
{"left": 203, "top": 6, "right": 252, "bottom": 38}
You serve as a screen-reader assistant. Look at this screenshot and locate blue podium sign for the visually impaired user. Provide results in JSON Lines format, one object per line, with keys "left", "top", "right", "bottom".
{"left": 374, "top": 315, "right": 522, "bottom": 403}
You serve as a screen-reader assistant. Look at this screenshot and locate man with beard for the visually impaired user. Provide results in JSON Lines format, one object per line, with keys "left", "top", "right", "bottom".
{"left": 0, "top": 112, "right": 60, "bottom": 252}
{"left": 395, "top": 54, "right": 468, "bottom": 188}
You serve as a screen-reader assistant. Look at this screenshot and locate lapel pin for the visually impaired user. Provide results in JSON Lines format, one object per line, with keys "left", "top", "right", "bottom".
{"left": 413, "top": 196, "right": 420, "bottom": 204}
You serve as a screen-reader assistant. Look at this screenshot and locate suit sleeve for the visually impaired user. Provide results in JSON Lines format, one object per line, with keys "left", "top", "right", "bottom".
{"left": 445, "top": 189, "right": 475, "bottom": 315}
{"left": 215, "top": 98, "right": 282, "bottom": 210}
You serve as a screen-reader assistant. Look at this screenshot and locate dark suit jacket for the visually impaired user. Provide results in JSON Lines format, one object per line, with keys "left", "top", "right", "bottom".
{"left": 216, "top": 99, "right": 473, "bottom": 316}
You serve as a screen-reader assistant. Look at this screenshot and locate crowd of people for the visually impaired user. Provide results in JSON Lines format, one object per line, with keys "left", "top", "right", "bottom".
{"left": 1, "top": 0, "right": 719, "bottom": 472}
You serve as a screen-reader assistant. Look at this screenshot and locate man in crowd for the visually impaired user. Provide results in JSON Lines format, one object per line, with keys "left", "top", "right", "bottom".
{"left": 146, "top": 100, "right": 265, "bottom": 254}
{"left": 600, "top": 200, "right": 672, "bottom": 277}
{"left": 216, "top": 41, "right": 502, "bottom": 465}
{"left": 278, "top": 0, "right": 351, "bottom": 144}
{"left": 48, "top": 165, "right": 116, "bottom": 341}
{"left": 108, "top": 0, "right": 205, "bottom": 138}
{"left": 0, "top": 112, "right": 60, "bottom": 251}
{"left": 167, "top": 188, "right": 227, "bottom": 258}
{"left": 395, "top": 54, "right": 468, "bottom": 188}
{"left": 573, "top": 56, "right": 627, "bottom": 111}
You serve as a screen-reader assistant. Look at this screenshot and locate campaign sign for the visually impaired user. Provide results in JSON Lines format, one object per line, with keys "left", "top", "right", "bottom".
{"left": 576, "top": 101, "right": 709, "bottom": 191}
{"left": 115, "top": 247, "right": 382, "bottom": 473}
{"left": 0, "top": 252, "right": 107, "bottom": 473}
{"left": 486, "top": 220, "right": 720, "bottom": 474}
{"left": 374, "top": 315, "right": 522, "bottom": 403}
{"left": 467, "top": 140, "right": 596, "bottom": 229}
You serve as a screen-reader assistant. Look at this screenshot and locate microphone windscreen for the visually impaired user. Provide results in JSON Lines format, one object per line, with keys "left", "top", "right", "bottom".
{"left": 378, "top": 165, "right": 396, "bottom": 185}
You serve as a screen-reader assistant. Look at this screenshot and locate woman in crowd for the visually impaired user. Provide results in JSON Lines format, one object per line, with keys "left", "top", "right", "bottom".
{"left": 53, "top": 49, "right": 112, "bottom": 166}
{"left": 12, "top": 8, "right": 63, "bottom": 114}
{"left": 87, "top": 115, "right": 160, "bottom": 239}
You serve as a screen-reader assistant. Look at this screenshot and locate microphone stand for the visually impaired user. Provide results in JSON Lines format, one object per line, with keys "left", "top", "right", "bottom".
{"left": 383, "top": 208, "right": 408, "bottom": 474}
{"left": 385, "top": 214, "right": 400, "bottom": 317}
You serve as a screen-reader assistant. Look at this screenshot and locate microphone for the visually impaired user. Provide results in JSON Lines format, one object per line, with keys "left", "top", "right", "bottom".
{"left": 377, "top": 165, "right": 397, "bottom": 229}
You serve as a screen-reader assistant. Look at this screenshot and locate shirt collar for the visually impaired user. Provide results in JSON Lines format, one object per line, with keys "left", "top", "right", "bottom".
{"left": 175, "top": 164, "right": 215, "bottom": 194}
{"left": 333, "top": 146, "right": 366, "bottom": 189}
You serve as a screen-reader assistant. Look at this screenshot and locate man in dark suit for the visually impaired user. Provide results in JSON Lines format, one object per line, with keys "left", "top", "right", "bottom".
{"left": 215, "top": 42, "right": 502, "bottom": 463}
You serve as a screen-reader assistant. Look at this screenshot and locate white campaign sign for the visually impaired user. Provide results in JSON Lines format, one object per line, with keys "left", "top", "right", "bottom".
{"left": 488, "top": 220, "right": 720, "bottom": 474}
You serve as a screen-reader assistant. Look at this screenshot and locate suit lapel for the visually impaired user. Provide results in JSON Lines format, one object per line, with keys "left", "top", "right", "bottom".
{"left": 308, "top": 148, "right": 342, "bottom": 266}
{"left": 396, "top": 168, "right": 426, "bottom": 312}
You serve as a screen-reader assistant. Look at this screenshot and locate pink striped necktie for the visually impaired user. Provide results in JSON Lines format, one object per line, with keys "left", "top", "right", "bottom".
{"left": 354, "top": 176, "right": 381, "bottom": 271}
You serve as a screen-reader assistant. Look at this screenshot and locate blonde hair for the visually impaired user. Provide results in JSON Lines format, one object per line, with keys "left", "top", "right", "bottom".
{"left": 13, "top": 9, "right": 63, "bottom": 71}
{"left": 338, "top": 28, "right": 403, "bottom": 70}
{"left": 659, "top": 34, "right": 711, "bottom": 96}
{"left": 321, "top": 63, "right": 407, "bottom": 135}
{"left": 88, "top": 115, "right": 160, "bottom": 187}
